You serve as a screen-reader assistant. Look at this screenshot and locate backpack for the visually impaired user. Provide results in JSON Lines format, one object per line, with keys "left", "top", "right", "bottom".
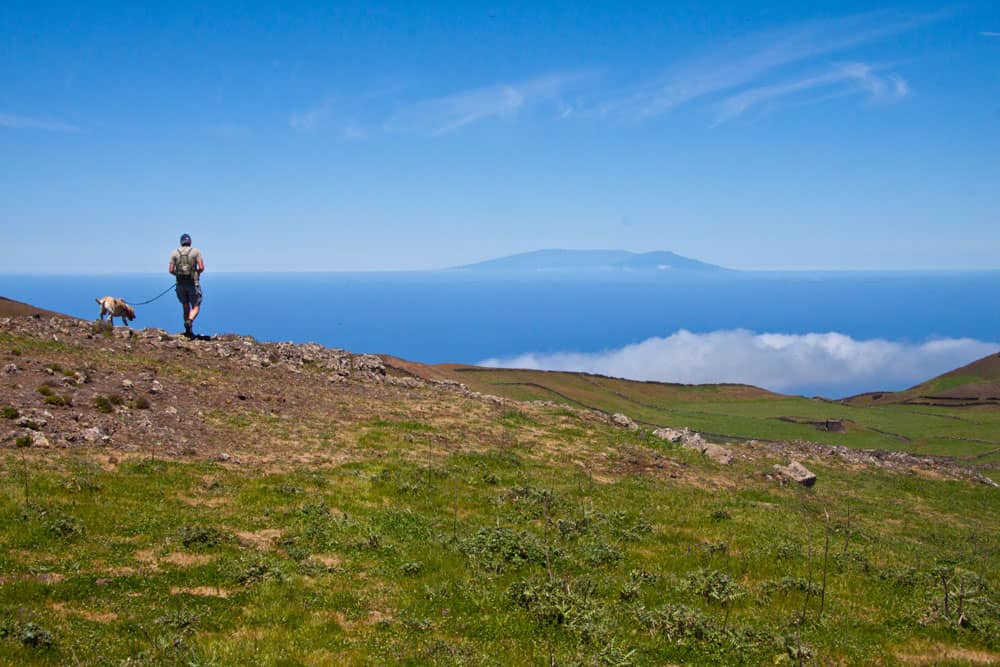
{"left": 175, "top": 247, "right": 196, "bottom": 280}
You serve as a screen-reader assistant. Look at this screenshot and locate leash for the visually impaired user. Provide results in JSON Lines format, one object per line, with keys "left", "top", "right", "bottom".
{"left": 124, "top": 284, "right": 176, "bottom": 306}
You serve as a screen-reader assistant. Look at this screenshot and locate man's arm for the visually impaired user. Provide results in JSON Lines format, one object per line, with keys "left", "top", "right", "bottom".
{"left": 197, "top": 256, "right": 205, "bottom": 273}
{"left": 168, "top": 261, "right": 175, "bottom": 275}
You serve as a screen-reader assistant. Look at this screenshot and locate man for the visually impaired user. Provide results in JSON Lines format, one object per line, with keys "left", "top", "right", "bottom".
{"left": 168, "top": 233, "right": 205, "bottom": 338}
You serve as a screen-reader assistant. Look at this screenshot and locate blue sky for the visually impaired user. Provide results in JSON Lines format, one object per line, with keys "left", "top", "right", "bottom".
{"left": 2, "top": 1, "right": 998, "bottom": 272}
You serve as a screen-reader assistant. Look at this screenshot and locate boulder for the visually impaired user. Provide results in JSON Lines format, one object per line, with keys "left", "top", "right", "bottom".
{"left": 3, "top": 363, "right": 17, "bottom": 375}
{"left": 703, "top": 443, "right": 734, "bottom": 465}
{"left": 774, "top": 461, "right": 817, "bottom": 487}
{"left": 652, "top": 427, "right": 687, "bottom": 443}
{"left": 612, "top": 413, "right": 639, "bottom": 430}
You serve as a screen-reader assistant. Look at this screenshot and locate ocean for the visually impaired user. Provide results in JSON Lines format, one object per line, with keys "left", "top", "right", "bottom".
{"left": 2, "top": 271, "right": 998, "bottom": 397}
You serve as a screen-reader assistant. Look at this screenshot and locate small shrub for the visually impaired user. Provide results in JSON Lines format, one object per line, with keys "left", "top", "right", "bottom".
{"left": 45, "top": 363, "right": 63, "bottom": 374}
{"left": 20, "top": 622, "right": 54, "bottom": 648}
{"left": 132, "top": 396, "right": 151, "bottom": 410}
{"left": 228, "top": 553, "right": 284, "bottom": 585}
{"left": 43, "top": 393, "right": 71, "bottom": 407}
{"left": 94, "top": 396, "right": 114, "bottom": 414}
{"left": 774, "top": 542, "right": 802, "bottom": 560}
{"left": 157, "top": 607, "right": 200, "bottom": 633}
{"left": 178, "top": 525, "right": 233, "bottom": 549}
{"left": 619, "top": 582, "right": 641, "bottom": 602}
{"left": 274, "top": 483, "right": 304, "bottom": 496}
{"left": 759, "top": 577, "right": 821, "bottom": 597}
{"left": 703, "top": 541, "right": 728, "bottom": 556}
{"left": 482, "top": 472, "right": 500, "bottom": 485}
{"left": 400, "top": 561, "right": 424, "bottom": 576}
{"left": 1, "top": 406, "right": 18, "bottom": 419}
{"left": 629, "top": 569, "right": 661, "bottom": 585}
{"left": 15, "top": 435, "right": 32, "bottom": 448}
{"left": 581, "top": 541, "right": 623, "bottom": 567}
{"left": 44, "top": 514, "right": 84, "bottom": 538}
{"left": 710, "top": 509, "right": 731, "bottom": 521}
{"left": 634, "top": 603, "right": 715, "bottom": 643}
{"left": 681, "top": 568, "right": 743, "bottom": 605}
{"left": 505, "top": 485, "right": 558, "bottom": 518}
{"left": 461, "top": 526, "right": 546, "bottom": 573}
{"left": 282, "top": 540, "right": 311, "bottom": 562}
{"left": 36, "top": 385, "right": 54, "bottom": 397}
{"left": 508, "top": 575, "right": 600, "bottom": 633}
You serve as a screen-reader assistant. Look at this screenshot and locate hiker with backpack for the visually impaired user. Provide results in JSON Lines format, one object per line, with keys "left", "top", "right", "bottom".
{"left": 169, "top": 233, "right": 205, "bottom": 338}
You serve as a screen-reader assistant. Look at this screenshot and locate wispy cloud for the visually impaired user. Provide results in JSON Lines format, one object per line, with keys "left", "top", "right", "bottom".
{"left": 0, "top": 112, "right": 78, "bottom": 132}
{"left": 289, "top": 106, "right": 327, "bottom": 131}
{"left": 480, "top": 330, "right": 998, "bottom": 397}
{"left": 385, "top": 71, "right": 592, "bottom": 135}
{"left": 600, "top": 10, "right": 938, "bottom": 122}
{"left": 981, "top": 31, "right": 1000, "bottom": 37}
{"left": 714, "top": 62, "right": 910, "bottom": 123}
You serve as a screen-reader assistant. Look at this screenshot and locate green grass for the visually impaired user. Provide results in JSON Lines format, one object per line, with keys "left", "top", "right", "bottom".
{"left": 2, "top": 327, "right": 998, "bottom": 664}
{"left": 1, "top": 428, "right": 997, "bottom": 665}
{"left": 449, "top": 368, "right": 1000, "bottom": 461}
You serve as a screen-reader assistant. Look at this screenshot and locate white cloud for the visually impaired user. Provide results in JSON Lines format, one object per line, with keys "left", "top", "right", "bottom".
{"left": 385, "top": 71, "right": 592, "bottom": 135}
{"left": 714, "top": 62, "right": 910, "bottom": 123}
{"left": 0, "top": 112, "right": 78, "bottom": 132}
{"left": 479, "top": 330, "right": 998, "bottom": 396}
{"left": 981, "top": 31, "right": 1000, "bottom": 37}
{"left": 600, "top": 10, "right": 937, "bottom": 121}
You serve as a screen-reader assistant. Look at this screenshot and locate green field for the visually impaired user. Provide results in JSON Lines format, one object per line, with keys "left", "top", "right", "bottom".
{"left": 436, "top": 367, "right": 1000, "bottom": 465}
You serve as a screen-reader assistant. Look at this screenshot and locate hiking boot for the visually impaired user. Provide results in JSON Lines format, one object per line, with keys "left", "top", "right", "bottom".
{"left": 184, "top": 319, "right": 193, "bottom": 337}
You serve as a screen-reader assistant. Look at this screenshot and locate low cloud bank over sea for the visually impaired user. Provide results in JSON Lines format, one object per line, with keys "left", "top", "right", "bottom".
{"left": 480, "top": 330, "right": 1000, "bottom": 397}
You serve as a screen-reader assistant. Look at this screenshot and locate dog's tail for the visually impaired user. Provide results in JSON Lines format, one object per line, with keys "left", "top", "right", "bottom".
{"left": 95, "top": 298, "right": 102, "bottom": 305}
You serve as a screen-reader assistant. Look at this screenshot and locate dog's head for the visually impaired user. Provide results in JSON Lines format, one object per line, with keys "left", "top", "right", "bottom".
{"left": 123, "top": 303, "right": 136, "bottom": 321}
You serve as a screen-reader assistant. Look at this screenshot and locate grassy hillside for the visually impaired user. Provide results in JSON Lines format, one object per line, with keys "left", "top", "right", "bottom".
{"left": 846, "top": 353, "right": 1000, "bottom": 409}
{"left": 389, "top": 364, "right": 1000, "bottom": 467}
{"left": 1, "top": 315, "right": 998, "bottom": 665}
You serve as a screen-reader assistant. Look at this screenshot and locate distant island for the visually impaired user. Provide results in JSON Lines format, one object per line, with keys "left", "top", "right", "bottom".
{"left": 450, "top": 249, "right": 731, "bottom": 274}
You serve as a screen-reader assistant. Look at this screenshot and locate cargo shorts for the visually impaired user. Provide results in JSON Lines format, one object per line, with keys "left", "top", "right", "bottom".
{"left": 175, "top": 282, "right": 202, "bottom": 309}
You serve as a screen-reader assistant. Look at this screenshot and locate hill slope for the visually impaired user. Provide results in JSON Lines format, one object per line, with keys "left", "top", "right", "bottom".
{"left": 0, "top": 313, "right": 998, "bottom": 665}
{"left": 846, "top": 351, "right": 1000, "bottom": 408}
{"left": 385, "top": 359, "right": 1000, "bottom": 465}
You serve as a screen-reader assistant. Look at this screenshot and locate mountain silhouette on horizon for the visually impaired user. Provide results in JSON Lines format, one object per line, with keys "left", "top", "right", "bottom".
{"left": 451, "top": 249, "right": 730, "bottom": 273}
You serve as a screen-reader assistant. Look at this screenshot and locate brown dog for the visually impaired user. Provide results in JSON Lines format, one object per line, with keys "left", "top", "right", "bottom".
{"left": 95, "top": 297, "right": 136, "bottom": 327}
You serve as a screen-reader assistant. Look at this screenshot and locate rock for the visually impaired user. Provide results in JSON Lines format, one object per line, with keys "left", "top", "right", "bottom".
{"left": 217, "top": 453, "right": 231, "bottom": 462}
{"left": 149, "top": 381, "right": 163, "bottom": 395}
{"left": 29, "top": 431, "right": 51, "bottom": 448}
{"left": 703, "top": 443, "right": 734, "bottom": 465}
{"left": 611, "top": 413, "right": 639, "bottom": 430}
{"left": 16, "top": 415, "right": 47, "bottom": 430}
{"left": 3, "top": 363, "right": 17, "bottom": 375}
{"left": 352, "top": 354, "right": 386, "bottom": 377}
{"left": 386, "top": 376, "right": 425, "bottom": 388}
{"left": 164, "top": 406, "right": 178, "bottom": 416}
{"left": 774, "top": 461, "right": 817, "bottom": 487}
{"left": 122, "top": 379, "right": 135, "bottom": 390}
{"left": 80, "top": 427, "right": 106, "bottom": 444}
{"left": 652, "top": 427, "right": 688, "bottom": 443}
